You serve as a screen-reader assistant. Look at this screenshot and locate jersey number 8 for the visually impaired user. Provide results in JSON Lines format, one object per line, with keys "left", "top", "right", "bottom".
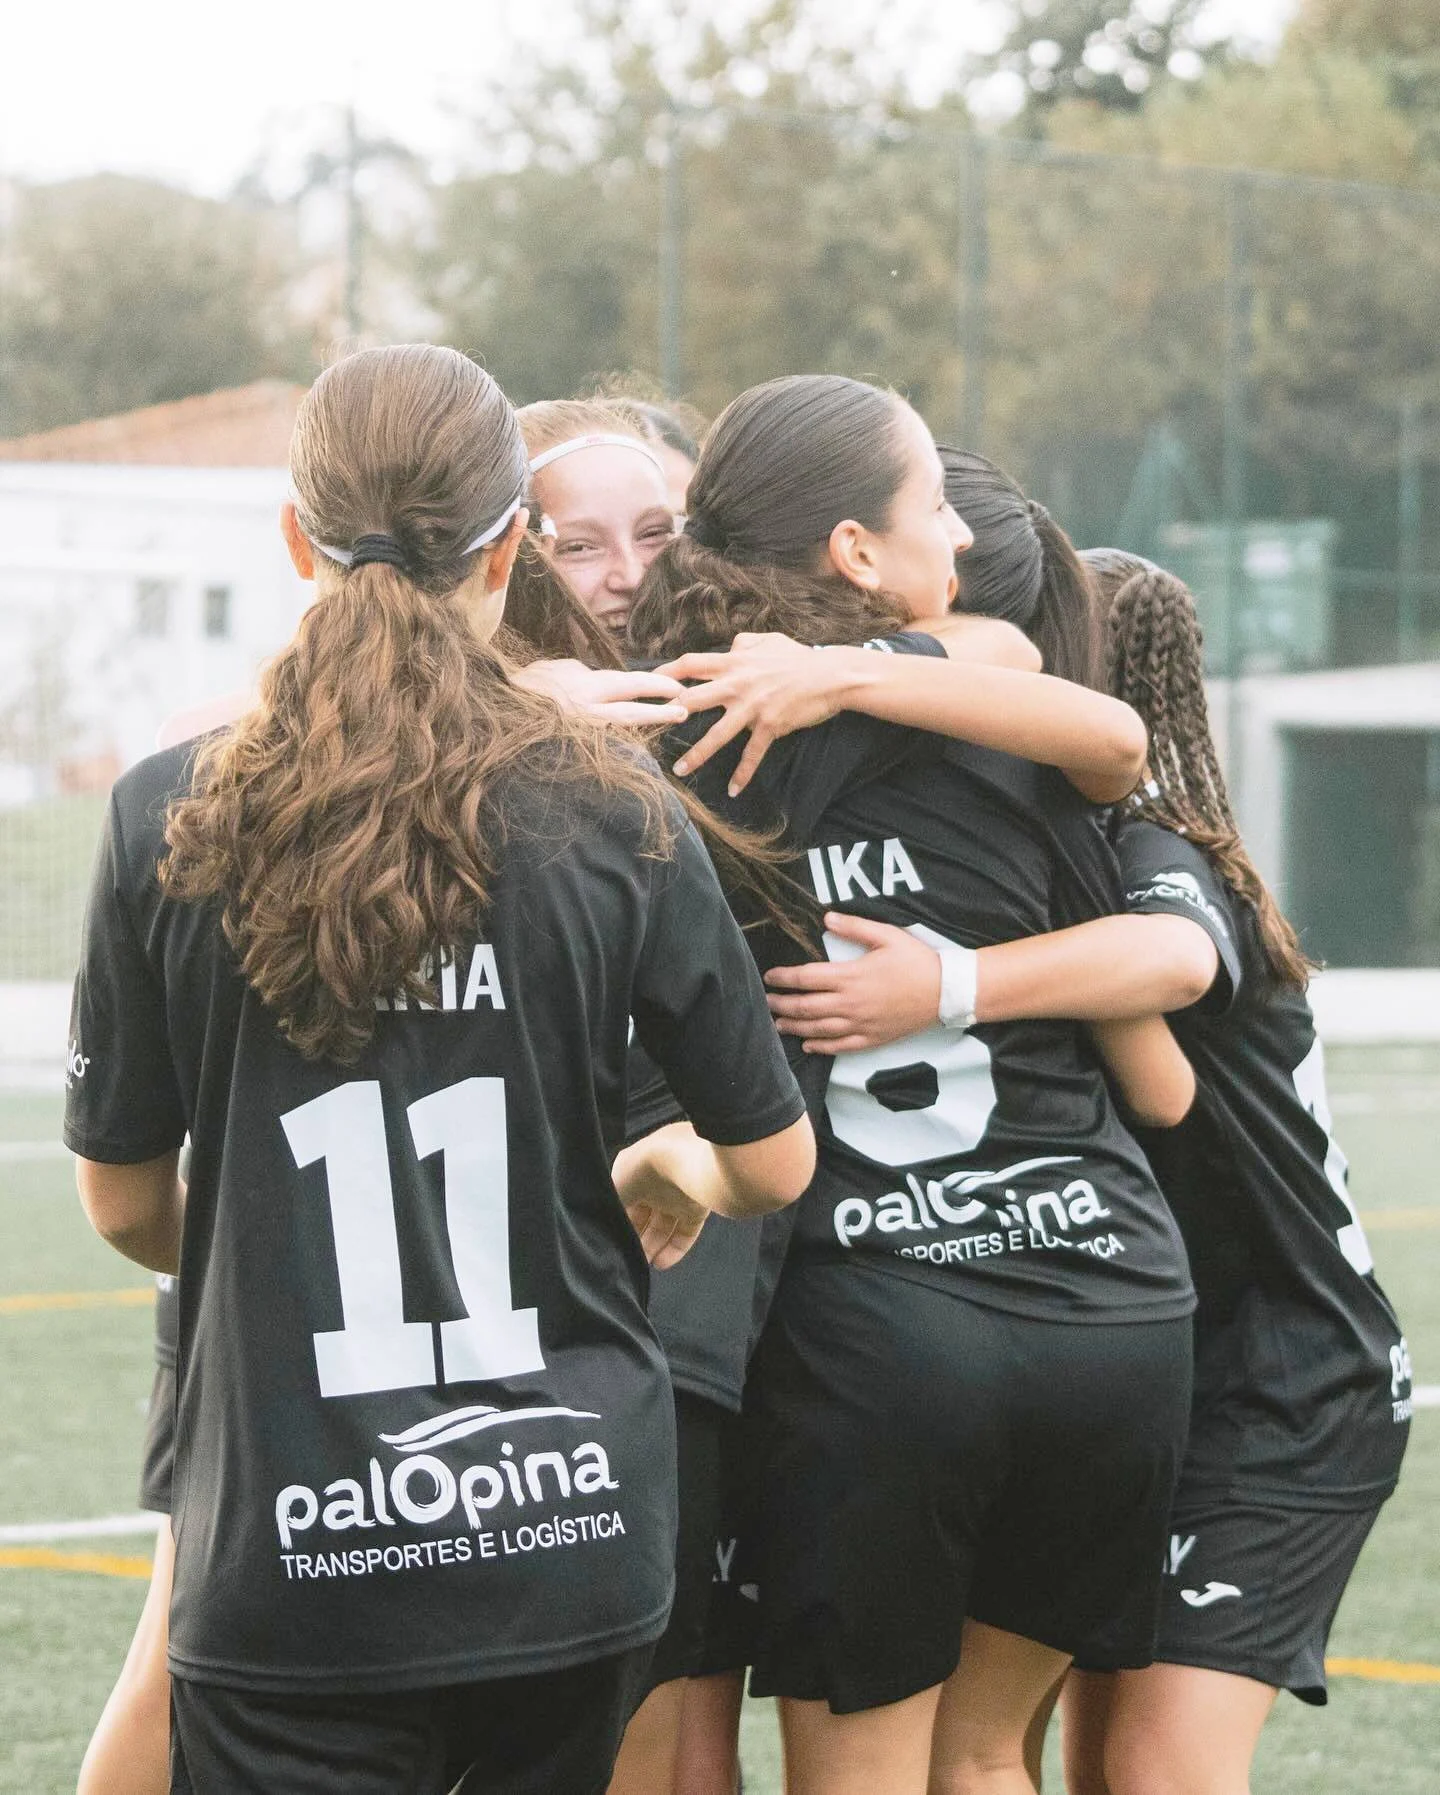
{"left": 281, "top": 1078, "right": 545, "bottom": 1399}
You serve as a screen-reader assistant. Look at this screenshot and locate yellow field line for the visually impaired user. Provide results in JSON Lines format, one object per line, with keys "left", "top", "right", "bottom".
{"left": 0, "top": 1287, "right": 155, "bottom": 1314}
{"left": 1359, "top": 1208, "right": 1440, "bottom": 1230}
{"left": 0, "top": 1546, "right": 152, "bottom": 1580}
{"left": 1327, "top": 1656, "right": 1440, "bottom": 1686}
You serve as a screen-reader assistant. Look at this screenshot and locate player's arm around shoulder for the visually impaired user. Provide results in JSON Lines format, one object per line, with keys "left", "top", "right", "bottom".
{"left": 1090, "top": 1016, "right": 1197, "bottom": 1130}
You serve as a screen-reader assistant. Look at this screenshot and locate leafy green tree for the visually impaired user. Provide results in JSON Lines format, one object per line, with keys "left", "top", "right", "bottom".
{"left": 0, "top": 176, "right": 307, "bottom": 436}
{"left": 974, "top": 1, "right": 1228, "bottom": 129}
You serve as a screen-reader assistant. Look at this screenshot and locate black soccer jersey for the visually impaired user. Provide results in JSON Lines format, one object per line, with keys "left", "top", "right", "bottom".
{"left": 64, "top": 742, "right": 805, "bottom": 1695}
{"left": 626, "top": 999, "right": 828, "bottom": 1413}
{"left": 1117, "top": 817, "right": 1411, "bottom": 1509}
{"left": 674, "top": 635, "right": 1194, "bottom": 1325}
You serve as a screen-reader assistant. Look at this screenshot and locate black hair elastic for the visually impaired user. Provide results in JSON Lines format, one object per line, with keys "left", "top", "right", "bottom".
{"left": 349, "top": 533, "right": 410, "bottom": 571}
{"left": 683, "top": 511, "right": 729, "bottom": 554}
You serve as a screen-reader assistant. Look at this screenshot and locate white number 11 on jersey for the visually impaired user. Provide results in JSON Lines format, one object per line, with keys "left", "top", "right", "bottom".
{"left": 281, "top": 1078, "right": 545, "bottom": 1398}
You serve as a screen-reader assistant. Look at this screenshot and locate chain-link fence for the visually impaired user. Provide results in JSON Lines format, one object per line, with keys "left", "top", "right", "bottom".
{"left": 644, "top": 111, "right": 1440, "bottom": 675}
{"left": 4, "top": 114, "right": 1440, "bottom": 1000}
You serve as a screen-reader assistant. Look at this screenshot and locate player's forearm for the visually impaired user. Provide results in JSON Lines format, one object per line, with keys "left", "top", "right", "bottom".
{"left": 976, "top": 916, "right": 1219, "bottom": 1024}
{"left": 826, "top": 653, "right": 1146, "bottom": 793}
{"left": 641, "top": 1117, "right": 813, "bottom": 1219}
{"left": 76, "top": 1152, "right": 185, "bottom": 1275}
{"left": 1091, "top": 1016, "right": 1196, "bottom": 1128}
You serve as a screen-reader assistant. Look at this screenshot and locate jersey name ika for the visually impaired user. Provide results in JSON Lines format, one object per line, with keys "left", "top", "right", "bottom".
{"left": 806, "top": 837, "right": 924, "bottom": 904}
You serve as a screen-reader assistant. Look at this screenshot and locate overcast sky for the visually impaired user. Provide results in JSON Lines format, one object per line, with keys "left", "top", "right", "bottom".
{"left": 4, "top": 0, "right": 1295, "bottom": 197}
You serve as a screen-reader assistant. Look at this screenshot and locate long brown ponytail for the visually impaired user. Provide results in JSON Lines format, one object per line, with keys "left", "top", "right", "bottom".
{"left": 1085, "top": 548, "right": 1314, "bottom": 991}
{"left": 161, "top": 345, "right": 679, "bottom": 1062}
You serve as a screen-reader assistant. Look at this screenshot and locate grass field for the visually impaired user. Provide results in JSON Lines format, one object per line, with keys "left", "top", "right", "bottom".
{"left": 2, "top": 1049, "right": 1438, "bottom": 1792}
{"left": 0, "top": 796, "right": 109, "bottom": 981}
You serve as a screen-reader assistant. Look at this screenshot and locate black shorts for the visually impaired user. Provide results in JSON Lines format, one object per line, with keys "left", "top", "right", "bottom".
{"left": 171, "top": 1648, "right": 653, "bottom": 1795}
{"left": 697, "top": 1406, "right": 763, "bottom": 1678}
{"left": 747, "top": 1261, "right": 1193, "bottom": 1713}
{"left": 646, "top": 1391, "right": 727, "bottom": 1688}
{"left": 1099, "top": 1500, "right": 1384, "bottom": 1704}
{"left": 138, "top": 1361, "right": 176, "bottom": 1515}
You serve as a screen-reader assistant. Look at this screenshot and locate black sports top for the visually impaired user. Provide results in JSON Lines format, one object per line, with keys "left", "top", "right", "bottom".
{"left": 64, "top": 741, "right": 804, "bottom": 1693}
{"left": 673, "top": 635, "right": 1194, "bottom": 1325}
{"left": 1118, "top": 817, "right": 1410, "bottom": 1508}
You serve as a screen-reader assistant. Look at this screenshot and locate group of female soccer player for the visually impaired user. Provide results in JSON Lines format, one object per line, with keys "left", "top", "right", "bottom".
{"left": 65, "top": 344, "right": 1411, "bottom": 1795}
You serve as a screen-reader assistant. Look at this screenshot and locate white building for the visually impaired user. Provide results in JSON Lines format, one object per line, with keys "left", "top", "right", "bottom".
{"left": 0, "top": 382, "right": 309, "bottom": 790}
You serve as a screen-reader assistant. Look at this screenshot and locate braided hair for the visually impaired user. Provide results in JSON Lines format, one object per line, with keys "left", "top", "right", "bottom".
{"left": 1084, "top": 547, "right": 1314, "bottom": 992}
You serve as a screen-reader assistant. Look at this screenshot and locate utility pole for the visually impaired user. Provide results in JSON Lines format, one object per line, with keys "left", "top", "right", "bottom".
{"left": 342, "top": 104, "right": 362, "bottom": 341}
{"left": 658, "top": 105, "right": 684, "bottom": 397}
{"left": 1398, "top": 393, "right": 1422, "bottom": 659}
{"left": 957, "top": 135, "right": 988, "bottom": 448}
{"left": 1220, "top": 173, "right": 1251, "bottom": 814}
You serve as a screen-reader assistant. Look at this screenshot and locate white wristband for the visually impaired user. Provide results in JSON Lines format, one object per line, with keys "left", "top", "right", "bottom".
{"left": 936, "top": 942, "right": 979, "bottom": 1031}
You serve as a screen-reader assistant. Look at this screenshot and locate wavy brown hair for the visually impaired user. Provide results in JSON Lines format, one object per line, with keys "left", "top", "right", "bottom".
{"left": 1084, "top": 547, "right": 1314, "bottom": 991}
{"left": 161, "top": 344, "right": 680, "bottom": 1063}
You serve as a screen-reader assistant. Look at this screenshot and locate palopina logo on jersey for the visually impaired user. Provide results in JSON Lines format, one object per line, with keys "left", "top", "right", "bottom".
{"left": 807, "top": 884, "right": 1128, "bottom": 1267}
{"left": 272, "top": 1403, "right": 627, "bottom": 1583}
{"left": 832, "top": 1155, "right": 1126, "bottom": 1266}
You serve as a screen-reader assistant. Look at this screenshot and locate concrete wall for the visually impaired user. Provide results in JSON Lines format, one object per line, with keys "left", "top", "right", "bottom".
{"left": 1209, "top": 661, "right": 1440, "bottom": 906}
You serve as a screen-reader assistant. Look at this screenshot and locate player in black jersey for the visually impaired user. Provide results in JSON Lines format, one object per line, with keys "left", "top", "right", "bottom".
{"left": 72, "top": 508, "right": 717, "bottom": 1795}
{"left": 518, "top": 396, "right": 784, "bottom": 1795}
{"left": 777, "top": 515, "right": 1411, "bottom": 1793}
{"left": 626, "top": 373, "right": 1197, "bottom": 1795}
{"left": 65, "top": 344, "right": 816, "bottom": 1795}
{"left": 1054, "top": 554, "right": 1412, "bottom": 1795}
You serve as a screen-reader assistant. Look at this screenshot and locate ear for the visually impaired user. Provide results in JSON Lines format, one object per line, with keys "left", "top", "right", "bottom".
{"left": 280, "top": 502, "right": 316, "bottom": 580}
{"left": 484, "top": 508, "right": 530, "bottom": 594}
{"left": 826, "top": 518, "right": 883, "bottom": 591}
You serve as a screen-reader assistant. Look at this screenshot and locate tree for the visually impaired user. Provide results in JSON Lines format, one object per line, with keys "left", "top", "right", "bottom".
{"left": 1289, "top": 0, "right": 1440, "bottom": 165}
{"left": 0, "top": 176, "right": 308, "bottom": 436}
{"left": 973, "top": 1, "right": 1229, "bottom": 130}
{"left": 422, "top": 0, "right": 969, "bottom": 413}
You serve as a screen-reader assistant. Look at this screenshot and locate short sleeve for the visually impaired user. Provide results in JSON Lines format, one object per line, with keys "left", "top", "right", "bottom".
{"left": 1115, "top": 819, "right": 1243, "bottom": 1011}
{"left": 63, "top": 796, "right": 186, "bottom": 1163}
{"left": 631, "top": 819, "right": 806, "bottom": 1146}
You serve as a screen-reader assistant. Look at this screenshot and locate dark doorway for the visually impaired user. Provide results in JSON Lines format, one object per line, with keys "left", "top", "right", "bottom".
{"left": 1285, "top": 731, "right": 1433, "bottom": 965}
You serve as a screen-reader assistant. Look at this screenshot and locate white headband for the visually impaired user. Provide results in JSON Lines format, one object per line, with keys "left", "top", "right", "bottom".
{"left": 311, "top": 493, "right": 525, "bottom": 568}
{"left": 528, "top": 433, "right": 665, "bottom": 476}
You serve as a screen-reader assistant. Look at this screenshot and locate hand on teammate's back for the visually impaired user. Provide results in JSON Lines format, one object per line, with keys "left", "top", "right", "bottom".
{"left": 662, "top": 631, "right": 858, "bottom": 796}
{"left": 765, "top": 911, "right": 942, "bottom": 1053}
{"left": 513, "top": 658, "right": 690, "bottom": 725}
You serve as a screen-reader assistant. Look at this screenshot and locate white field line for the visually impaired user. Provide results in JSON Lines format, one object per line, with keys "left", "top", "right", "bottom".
{"left": 0, "top": 1513, "right": 162, "bottom": 1544}
{"left": 0, "top": 1141, "right": 70, "bottom": 1162}
{"left": 1414, "top": 1386, "right": 1440, "bottom": 1410}
{"left": 1331, "top": 1089, "right": 1440, "bottom": 1115}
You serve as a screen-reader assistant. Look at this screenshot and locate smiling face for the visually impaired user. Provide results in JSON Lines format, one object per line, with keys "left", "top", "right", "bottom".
{"left": 855, "top": 403, "right": 973, "bottom": 623}
{"left": 532, "top": 444, "right": 677, "bottom": 635}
